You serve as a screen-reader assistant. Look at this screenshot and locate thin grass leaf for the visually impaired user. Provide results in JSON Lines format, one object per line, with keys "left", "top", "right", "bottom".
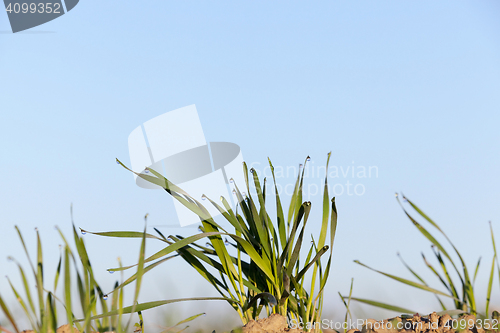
{"left": 287, "top": 203, "right": 312, "bottom": 276}
{"left": 63, "top": 247, "right": 75, "bottom": 333}
{"left": 430, "top": 246, "right": 462, "bottom": 309}
{"left": 490, "top": 222, "right": 500, "bottom": 300}
{"left": 78, "top": 229, "right": 167, "bottom": 243}
{"left": 0, "top": 294, "right": 20, "bottom": 333}
{"left": 53, "top": 253, "right": 62, "bottom": 294}
{"left": 35, "top": 229, "right": 45, "bottom": 329}
{"left": 173, "top": 313, "right": 206, "bottom": 327}
{"left": 269, "top": 158, "right": 286, "bottom": 251}
{"left": 78, "top": 297, "right": 237, "bottom": 321}
{"left": 418, "top": 253, "right": 447, "bottom": 311}
{"left": 295, "top": 246, "right": 329, "bottom": 282}
{"left": 403, "top": 196, "right": 476, "bottom": 313}
{"left": 8, "top": 259, "right": 37, "bottom": 322}
{"left": 347, "top": 297, "right": 415, "bottom": 314}
{"left": 108, "top": 254, "right": 179, "bottom": 295}
{"left": 486, "top": 255, "right": 495, "bottom": 318}
{"left": 104, "top": 232, "right": 228, "bottom": 272}
{"left": 7, "top": 276, "right": 38, "bottom": 331}
{"left": 47, "top": 293, "right": 57, "bottom": 333}
{"left": 125, "top": 219, "right": 148, "bottom": 332}
{"left": 473, "top": 257, "right": 481, "bottom": 284}
{"left": 354, "top": 261, "right": 455, "bottom": 298}
{"left": 435, "top": 309, "right": 467, "bottom": 316}
{"left": 398, "top": 252, "right": 427, "bottom": 285}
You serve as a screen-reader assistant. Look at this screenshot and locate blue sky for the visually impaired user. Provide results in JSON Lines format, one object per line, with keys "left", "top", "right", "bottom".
{"left": 1, "top": 0, "right": 500, "bottom": 328}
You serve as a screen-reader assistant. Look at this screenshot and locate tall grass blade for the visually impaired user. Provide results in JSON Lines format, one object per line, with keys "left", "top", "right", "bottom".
{"left": 0, "top": 294, "right": 20, "bottom": 333}
{"left": 346, "top": 297, "right": 414, "bottom": 314}
{"left": 354, "top": 260, "right": 455, "bottom": 298}
{"left": 79, "top": 298, "right": 237, "bottom": 321}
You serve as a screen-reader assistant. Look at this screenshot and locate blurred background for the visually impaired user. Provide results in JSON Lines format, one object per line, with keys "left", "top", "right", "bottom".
{"left": 1, "top": 0, "right": 499, "bottom": 331}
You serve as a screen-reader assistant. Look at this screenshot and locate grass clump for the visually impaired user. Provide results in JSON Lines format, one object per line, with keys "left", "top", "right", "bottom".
{"left": 85, "top": 154, "right": 338, "bottom": 332}
{"left": 0, "top": 219, "right": 121, "bottom": 333}
{"left": 0, "top": 210, "right": 200, "bottom": 333}
{"left": 350, "top": 193, "right": 500, "bottom": 320}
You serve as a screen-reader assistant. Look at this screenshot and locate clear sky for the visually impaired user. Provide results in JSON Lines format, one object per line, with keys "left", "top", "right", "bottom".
{"left": 1, "top": 0, "right": 500, "bottom": 329}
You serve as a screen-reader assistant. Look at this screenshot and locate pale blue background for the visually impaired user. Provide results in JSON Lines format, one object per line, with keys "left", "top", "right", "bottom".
{"left": 1, "top": 0, "right": 499, "bottom": 330}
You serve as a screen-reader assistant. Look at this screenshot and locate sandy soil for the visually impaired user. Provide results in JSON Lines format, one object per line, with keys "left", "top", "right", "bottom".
{"left": 233, "top": 314, "right": 303, "bottom": 333}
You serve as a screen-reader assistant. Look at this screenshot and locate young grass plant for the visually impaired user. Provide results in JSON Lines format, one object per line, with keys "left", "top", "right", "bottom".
{"left": 77, "top": 215, "right": 211, "bottom": 332}
{"left": 350, "top": 193, "right": 500, "bottom": 320}
{"left": 0, "top": 212, "right": 206, "bottom": 333}
{"left": 83, "top": 154, "right": 338, "bottom": 332}
{"left": 0, "top": 220, "right": 120, "bottom": 333}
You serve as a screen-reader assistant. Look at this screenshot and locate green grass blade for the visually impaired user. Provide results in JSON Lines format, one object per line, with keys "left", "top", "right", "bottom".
{"left": 14, "top": 226, "right": 36, "bottom": 278}
{"left": 10, "top": 260, "right": 37, "bottom": 321}
{"left": 250, "top": 169, "right": 273, "bottom": 257}
{"left": 108, "top": 254, "right": 179, "bottom": 294}
{"left": 0, "top": 294, "right": 20, "bottom": 333}
{"left": 345, "top": 278, "right": 354, "bottom": 333}
{"left": 6, "top": 278, "right": 37, "bottom": 330}
{"left": 330, "top": 198, "right": 338, "bottom": 251}
{"left": 35, "top": 229, "right": 45, "bottom": 326}
{"left": 287, "top": 164, "right": 303, "bottom": 229}
{"left": 78, "top": 297, "right": 237, "bottom": 321}
{"left": 279, "top": 203, "right": 306, "bottom": 271}
{"left": 105, "top": 232, "right": 228, "bottom": 272}
{"left": 354, "top": 260, "right": 455, "bottom": 298}
{"left": 430, "top": 247, "right": 461, "bottom": 309}
{"left": 117, "top": 160, "right": 213, "bottom": 221}
{"left": 405, "top": 197, "right": 445, "bottom": 233}
{"left": 490, "top": 221, "right": 500, "bottom": 298}
{"left": 403, "top": 196, "right": 475, "bottom": 312}
{"left": 419, "top": 253, "right": 449, "bottom": 311}
{"left": 125, "top": 218, "right": 148, "bottom": 332}
{"left": 473, "top": 257, "right": 481, "bottom": 284}
{"left": 47, "top": 293, "right": 57, "bottom": 333}
{"left": 421, "top": 252, "right": 452, "bottom": 295}
{"left": 486, "top": 255, "right": 495, "bottom": 317}
{"left": 295, "top": 246, "right": 329, "bottom": 282}
{"left": 78, "top": 229, "right": 167, "bottom": 242}
{"left": 348, "top": 296, "right": 415, "bottom": 314}
{"left": 318, "top": 152, "right": 332, "bottom": 250}
{"left": 269, "top": 158, "right": 286, "bottom": 251}
{"left": 63, "top": 247, "right": 75, "bottom": 333}
{"left": 110, "top": 281, "right": 119, "bottom": 330}
{"left": 174, "top": 313, "right": 206, "bottom": 327}
{"left": 287, "top": 202, "right": 312, "bottom": 276}
{"left": 53, "top": 252, "right": 62, "bottom": 294}
{"left": 398, "top": 252, "right": 427, "bottom": 285}
{"left": 435, "top": 309, "right": 467, "bottom": 316}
